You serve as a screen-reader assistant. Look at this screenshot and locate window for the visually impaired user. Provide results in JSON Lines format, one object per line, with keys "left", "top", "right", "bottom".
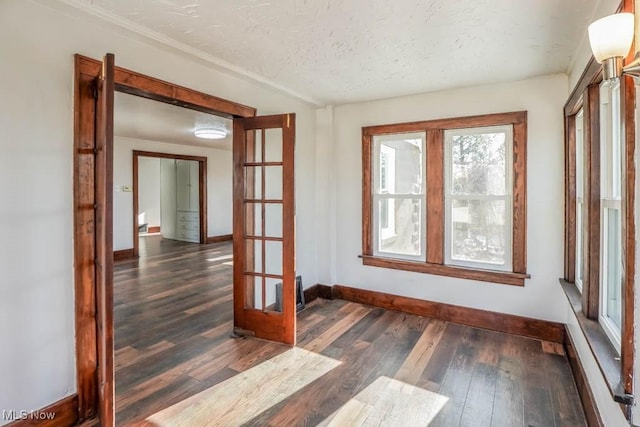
{"left": 562, "top": 51, "right": 635, "bottom": 405}
{"left": 372, "top": 133, "right": 426, "bottom": 260}
{"left": 444, "top": 125, "right": 513, "bottom": 271}
{"left": 599, "top": 80, "right": 622, "bottom": 352}
{"left": 575, "top": 109, "right": 585, "bottom": 292}
{"left": 362, "top": 111, "right": 528, "bottom": 286}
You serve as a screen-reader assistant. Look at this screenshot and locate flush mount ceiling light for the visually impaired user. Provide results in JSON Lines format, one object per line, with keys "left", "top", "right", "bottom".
{"left": 587, "top": 3, "right": 640, "bottom": 82}
{"left": 194, "top": 113, "right": 229, "bottom": 140}
{"left": 194, "top": 127, "right": 227, "bottom": 139}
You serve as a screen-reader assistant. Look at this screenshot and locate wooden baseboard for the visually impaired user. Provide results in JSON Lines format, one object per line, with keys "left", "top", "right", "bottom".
{"left": 303, "top": 284, "right": 333, "bottom": 303}
{"left": 331, "top": 284, "right": 565, "bottom": 343}
{"left": 113, "top": 248, "right": 135, "bottom": 261}
{"left": 147, "top": 226, "right": 160, "bottom": 233}
{"left": 6, "top": 394, "right": 78, "bottom": 427}
{"left": 206, "top": 234, "right": 233, "bottom": 244}
{"left": 564, "top": 326, "right": 604, "bottom": 427}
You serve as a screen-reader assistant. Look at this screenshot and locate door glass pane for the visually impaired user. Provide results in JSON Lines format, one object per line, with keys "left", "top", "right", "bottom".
{"left": 265, "top": 128, "right": 283, "bottom": 162}
{"left": 265, "top": 240, "right": 283, "bottom": 276}
{"left": 244, "top": 275, "right": 263, "bottom": 310}
{"left": 450, "top": 198, "right": 507, "bottom": 266}
{"left": 244, "top": 203, "right": 262, "bottom": 236}
{"left": 244, "top": 239, "right": 262, "bottom": 273}
{"left": 451, "top": 131, "right": 507, "bottom": 196}
{"left": 264, "top": 203, "right": 283, "bottom": 238}
{"left": 246, "top": 129, "right": 262, "bottom": 162}
{"left": 377, "top": 198, "right": 422, "bottom": 257}
{"left": 265, "top": 277, "right": 283, "bottom": 313}
{"left": 264, "top": 166, "right": 283, "bottom": 200}
{"left": 244, "top": 166, "right": 262, "bottom": 199}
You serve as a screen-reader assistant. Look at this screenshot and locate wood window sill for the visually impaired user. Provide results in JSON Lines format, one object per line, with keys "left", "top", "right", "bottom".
{"left": 361, "top": 255, "right": 529, "bottom": 286}
{"left": 558, "top": 278, "right": 632, "bottom": 405}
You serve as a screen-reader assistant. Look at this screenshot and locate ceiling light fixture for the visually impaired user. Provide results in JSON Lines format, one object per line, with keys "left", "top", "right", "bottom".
{"left": 194, "top": 127, "right": 227, "bottom": 139}
{"left": 588, "top": 5, "right": 640, "bottom": 81}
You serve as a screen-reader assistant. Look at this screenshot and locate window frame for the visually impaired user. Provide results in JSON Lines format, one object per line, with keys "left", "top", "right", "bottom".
{"left": 561, "top": 0, "right": 635, "bottom": 404}
{"left": 362, "top": 111, "right": 528, "bottom": 287}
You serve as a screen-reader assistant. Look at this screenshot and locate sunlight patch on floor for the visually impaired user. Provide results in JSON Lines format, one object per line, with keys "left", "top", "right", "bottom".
{"left": 143, "top": 347, "right": 341, "bottom": 427}
{"left": 318, "top": 376, "right": 448, "bottom": 426}
{"left": 206, "top": 254, "right": 233, "bottom": 262}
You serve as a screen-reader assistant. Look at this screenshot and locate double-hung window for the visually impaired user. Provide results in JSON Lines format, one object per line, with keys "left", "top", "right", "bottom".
{"left": 372, "top": 133, "right": 426, "bottom": 261}
{"left": 444, "top": 126, "right": 513, "bottom": 272}
{"left": 575, "top": 109, "right": 585, "bottom": 292}
{"left": 599, "top": 80, "right": 622, "bottom": 352}
{"left": 362, "top": 111, "right": 528, "bottom": 286}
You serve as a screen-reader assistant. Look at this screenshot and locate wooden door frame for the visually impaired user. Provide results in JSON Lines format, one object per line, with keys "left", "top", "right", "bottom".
{"left": 132, "top": 150, "right": 208, "bottom": 256}
{"left": 73, "top": 54, "right": 256, "bottom": 423}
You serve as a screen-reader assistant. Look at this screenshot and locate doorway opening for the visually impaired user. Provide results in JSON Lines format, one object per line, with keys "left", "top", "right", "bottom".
{"left": 132, "top": 151, "right": 208, "bottom": 256}
{"left": 73, "top": 54, "right": 296, "bottom": 426}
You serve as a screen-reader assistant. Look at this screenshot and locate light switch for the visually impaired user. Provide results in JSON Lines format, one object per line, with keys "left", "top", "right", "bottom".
{"left": 122, "top": 185, "right": 132, "bottom": 192}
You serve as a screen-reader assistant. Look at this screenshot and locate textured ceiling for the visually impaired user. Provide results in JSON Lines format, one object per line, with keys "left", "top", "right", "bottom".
{"left": 114, "top": 92, "right": 233, "bottom": 150}
{"left": 67, "top": 0, "right": 598, "bottom": 105}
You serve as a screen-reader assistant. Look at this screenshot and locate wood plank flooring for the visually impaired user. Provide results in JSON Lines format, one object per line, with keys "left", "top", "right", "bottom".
{"left": 115, "top": 236, "right": 586, "bottom": 426}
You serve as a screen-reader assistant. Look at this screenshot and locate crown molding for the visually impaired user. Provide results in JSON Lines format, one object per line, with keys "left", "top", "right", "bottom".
{"left": 44, "top": 0, "right": 323, "bottom": 106}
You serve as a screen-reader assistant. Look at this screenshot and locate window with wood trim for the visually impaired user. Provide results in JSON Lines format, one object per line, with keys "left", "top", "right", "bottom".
{"left": 362, "top": 111, "right": 528, "bottom": 286}
{"left": 562, "top": 58, "right": 635, "bottom": 405}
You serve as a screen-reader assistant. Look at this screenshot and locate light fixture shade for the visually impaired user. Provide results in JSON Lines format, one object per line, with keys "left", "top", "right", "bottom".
{"left": 588, "top": 13, "right": 634, "bottom": 63}
{"left": 194, "top": 127, "right": 227, "bottom": 139}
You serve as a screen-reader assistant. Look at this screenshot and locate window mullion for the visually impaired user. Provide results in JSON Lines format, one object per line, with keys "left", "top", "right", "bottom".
{"left": 426, "top": 129, "right": 444, "bottom": 264}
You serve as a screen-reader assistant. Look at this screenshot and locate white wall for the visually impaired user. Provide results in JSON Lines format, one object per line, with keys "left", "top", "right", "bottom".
{"left": 327, "top": 75, "right": 569, "bottom": 322}
{"left": 137, "top": 157, "right": 161, "bottom": 228}
{"left": 0, "top": 0, "right": 317, "bottom": 420}
{"left": 113, "top": 137, "right": 233, "bottom": 250}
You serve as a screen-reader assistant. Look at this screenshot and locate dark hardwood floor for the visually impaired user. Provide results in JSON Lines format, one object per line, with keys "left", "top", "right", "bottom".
{"left": 114, "top": 236, "right": 235, "bottom": 424}
{"left": 115, "top": 236, "right": 586, "bottom": 426}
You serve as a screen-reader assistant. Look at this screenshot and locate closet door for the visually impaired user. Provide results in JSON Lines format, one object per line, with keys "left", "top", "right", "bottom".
{"left": 175, "top": 159, "right": 200, "bottom": 243}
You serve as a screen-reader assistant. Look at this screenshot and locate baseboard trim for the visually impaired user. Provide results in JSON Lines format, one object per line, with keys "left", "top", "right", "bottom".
{"left": 147, "top": 226, "right": 160, "bottom": 233}
{"left": 303, "top": 284, "right": 333, "bottom": 303}
{"left": 330, "top": 284, "right": 565, "bottom": 343}
{"left": 206, "top": 234, "right": 233, "bottom": 244}
{"left": 6, "top": 394, "right": 78, "bottom": 427}
{"left": 564, "top": 326, "right": 604, "bottom": 427}
{"left": 113, "top": 248, "right": 135, "bottom": 261}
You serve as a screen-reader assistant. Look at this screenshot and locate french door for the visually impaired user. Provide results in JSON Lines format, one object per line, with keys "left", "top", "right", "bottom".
{"left": 233, "top": 114, "right": 296, "bottom": 345}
